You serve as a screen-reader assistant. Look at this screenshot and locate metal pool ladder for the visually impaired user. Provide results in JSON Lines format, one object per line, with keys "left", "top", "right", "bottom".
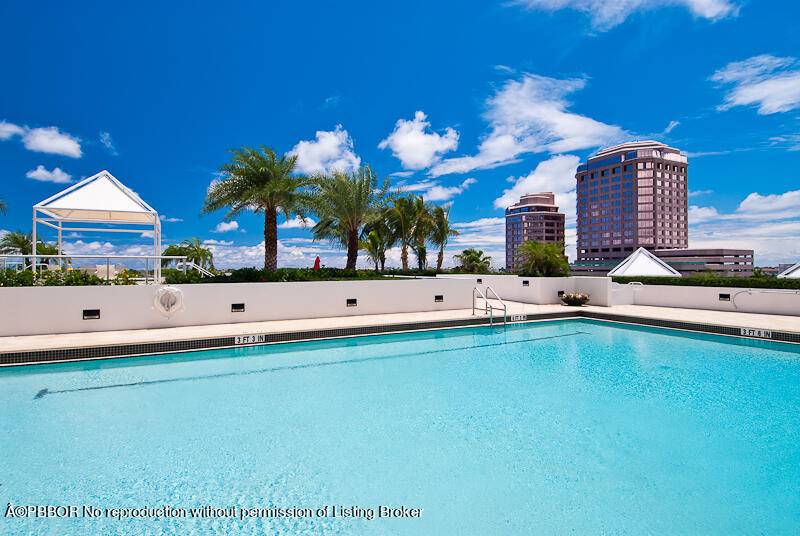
{"left": 473, "top": 286, "right": 508, "bottom": 326}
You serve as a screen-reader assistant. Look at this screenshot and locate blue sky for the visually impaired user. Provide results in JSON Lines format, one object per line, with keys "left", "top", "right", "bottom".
{"left": 1, "top": 0, "right": 799, "bottom": 267}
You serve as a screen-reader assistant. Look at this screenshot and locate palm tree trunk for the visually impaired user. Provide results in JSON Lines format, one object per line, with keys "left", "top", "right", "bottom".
{"left": 264, "top": 206, "right": 278, "bottom": 271}
{"left": 346, "top": 229, "right": 358, "bottom": 270}
{"left": 379, "top": 253, "right": 386, "bottom": 272}
{"left": 401, "top": 243, "right": 408, "bottom": 271}
{"left": 437, "top": 247, "right": 444, "bottom": 271}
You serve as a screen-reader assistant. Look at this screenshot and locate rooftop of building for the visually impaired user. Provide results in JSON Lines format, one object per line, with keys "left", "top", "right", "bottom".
{"left": 507, "top": 192, "right": 558, "bottom": 209}
{"left": 590, "top": 140, "right": 685, "bottom": 160}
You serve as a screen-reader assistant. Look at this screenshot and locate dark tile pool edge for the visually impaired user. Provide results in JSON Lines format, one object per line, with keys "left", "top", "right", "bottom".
{"left": 579, "top": 310, "right": 800, "bottom": 344}
{"left": 0, "top": 312, "right": 576, "bottom": 367}
{"left": 1, "top": 309, "right": 797, "bottom": 367}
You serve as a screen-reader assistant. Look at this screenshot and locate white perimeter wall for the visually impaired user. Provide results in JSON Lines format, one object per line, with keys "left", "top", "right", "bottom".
{"left": 2, "top": 276, "right": 797, "bottom": 338}
{"left": 0, "top": 278, "right": 476, "bottom": 337}
{"left": 615, "top": 283, "right": 800, "bottom": 316}
{"left": 437, "top": 274, "right": 613, "bottom": 306}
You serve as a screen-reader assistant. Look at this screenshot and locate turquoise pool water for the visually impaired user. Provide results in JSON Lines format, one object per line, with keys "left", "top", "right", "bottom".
{"left": 1, "top": 319, "right": 799, "bottom": 535}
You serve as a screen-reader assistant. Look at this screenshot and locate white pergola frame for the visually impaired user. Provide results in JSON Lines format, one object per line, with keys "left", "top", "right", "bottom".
{"left": 32, "top": 170, "right": 162, "bottom": 279}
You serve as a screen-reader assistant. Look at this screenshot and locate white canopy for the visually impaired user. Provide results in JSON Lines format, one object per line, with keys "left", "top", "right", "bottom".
{"left": 608, "top": 247, "right": 682, "bottom": 277}
{"left": 34, "top": 170, "right": 157, "bottom": 224}
{"left": 777, "top": 262, "right": 800, "bottom": 279}
{"left": 31, "top": 170, "right": 161, "bottom": 278}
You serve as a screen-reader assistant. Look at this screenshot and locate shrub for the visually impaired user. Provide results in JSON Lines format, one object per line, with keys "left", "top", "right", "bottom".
{"left": 612, "top": 276, "right": 800, "bottom": 289}
{"left": 162, "top": 266, "right": 445, "bottom": 284}
{"left": 0, "top": 269, "right": 105, "bottom": 287}
{"left": 516, "top": 241, "right": 570, "bottom": 277}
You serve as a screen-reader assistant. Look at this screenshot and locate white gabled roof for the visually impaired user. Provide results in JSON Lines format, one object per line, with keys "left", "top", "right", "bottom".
{"left": 777, "top": 262, "right": 800, "bottom": 279}
{"left": 608, "top": 247, "right": 682, "bottom": 277}
{"left": 34, "top": 170, "right": 157, "bottom": 224}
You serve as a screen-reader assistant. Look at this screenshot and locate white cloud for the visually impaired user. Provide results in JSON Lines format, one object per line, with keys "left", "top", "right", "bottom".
{"left": 513, "top": 0, "right": 738, "bottom": 31}
{"left": 688, "top": 189, "right": 800, "bottom": 265}
{"left": 430, "top": 75, "right": 626, "bottom": 177}
{"left": 25, "top": 165, "right": 73, "bottom": 184}
{"left": 213, "top": 221, "right": 240, "bottom": 233}
{"left": 423, "top": 178, "right": 478, "bottom": 202}
{"left": 159, "top": 215, "right": 183, "bottom": 222}
{"left": 663, "top": 120, "right": 680, "bottom": 134}
{"left": 493, "top": 154, "right": 579, "bottom": 212}
{"left": 378, "top": 111, "right": 459, "bottom": 170}
{"left": 0, "top": 121, "right": 24, "bottom": 140}
{"left": 444, "top": 217, "right": 507, "bottom": 268}
{"left": 0, "top": 121, "right": 82, "bottom": 157}
{"left": 494, "top": 64, "right": 516, "bottom": 74}
{"left": 769, "top": 134, "right": 800, "bottom": 151}
{"left": 22, "top": 126, "right": 82, "bottom": 157}
{"left": 289, "top": 125, "right": 361, "bottom": 175}
{"left": 685, "top": 149, "right": 732, "bottom": 158}
{"left": 322, "top": 94, "right": 342, "bottom": 109}
{"left": 201, "top": 239, "right": 360, "bottom": 269}
{"left": 688, "top": 205, "right": 720, "bottom": 223}
{"left": 688, "top": 189, "right": 713, "bottom": 198}
{"left": 711, "top": 54, "right": 800, "bottom": 114}
{"left": 395, "top": 177, "right": 477, "bottom": 202}
{"left": 202, "top": 239, "right": 233, "bottom": 246}
{"left": 735, "top": 190, "right": 800, "bottom": 220}
{"left": 278, "top": 215, "right": 317, "bottom": 229}
{"left": 100, "top": 131, "right": 118, "bottom": 155}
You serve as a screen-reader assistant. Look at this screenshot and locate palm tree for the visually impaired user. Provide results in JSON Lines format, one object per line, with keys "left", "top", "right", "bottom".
{"left": 362, "top": 214, "right": 395, "bottom": 271}
{"left": 162, "top": 243, "right": 186, "bottom": 267}
{"left": 430, "top": 205, "right": 458, "bottom": 272}
{"left": 453, "top": 248, "right": 491, "bottom": 273}
{"left": 385, "top": 196, "right": 417, "bottom": 271}
{"left": 410, "top": 196, "right": 433, "bottom": 270}
{"left": 180, "top": 238, "right": 214, "bottom": 270}
{"left": 203, "top": 146, "right": 307, "bottom": 271}
{"left": 307, "top": 166, "right": 389, "bottom": 270}
{"left": 0, "top": 231, "right": 60, "bottom": 266}
{"left": 516, "top": 240, "right": 569, "bottom": 277}
{"left": 360, "top": 231, "right": 384, "bottom": 272}
{"left": 162, "top": 239, "right": 214, "bottom": 270}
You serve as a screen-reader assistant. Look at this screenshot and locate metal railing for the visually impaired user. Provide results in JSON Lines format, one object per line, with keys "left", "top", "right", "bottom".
{"left": 473, "top": 285, "right": 508, "bottom": 326}
{"left": 731, "top": 288, "right": 800, "bottom": 309}
{"left": 0, "top": 254, "right": 187, "bottom": 284}
{"left": 175, "top": 260, "right": 214, "bottom": 278}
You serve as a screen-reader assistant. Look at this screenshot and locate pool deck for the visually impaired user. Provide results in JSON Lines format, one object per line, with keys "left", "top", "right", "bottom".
{"left": 1, "top": 302, "right": 798, "bottom": 359}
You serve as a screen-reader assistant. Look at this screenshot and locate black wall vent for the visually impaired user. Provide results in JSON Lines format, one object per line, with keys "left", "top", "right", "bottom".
{"left": 231, "top": 303, "right": 246, "bottom": 312}
{"left": 346, "top": 298, "right": 358, "bottom": 307}
{"left": 522, "top": 280, "right": 530, "bottom": 287}
{"left": 719, "top": 293, "right": 731, "bottom": 302}
{"left": 434, "top": 295, "right": 444, "bottom": 303}
{"left": 83, "top": 309, "right": 100, "bottom": 320}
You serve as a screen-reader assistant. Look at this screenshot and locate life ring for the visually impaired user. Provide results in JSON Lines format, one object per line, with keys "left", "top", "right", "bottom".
{"left": 153, "top": 286, "right": 185, "bottom": 318}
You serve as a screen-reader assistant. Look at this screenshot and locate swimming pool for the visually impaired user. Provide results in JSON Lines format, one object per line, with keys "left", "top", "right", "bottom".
{"left": 1, "top": 319, "right": 799, "bottom": 534}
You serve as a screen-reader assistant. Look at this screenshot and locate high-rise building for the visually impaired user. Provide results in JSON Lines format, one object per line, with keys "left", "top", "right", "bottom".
{"left": 505, "top": 192, "right": 566, "bottom": 270}
{"left": 575, "top": 141, "right": 688, "bottom": 263}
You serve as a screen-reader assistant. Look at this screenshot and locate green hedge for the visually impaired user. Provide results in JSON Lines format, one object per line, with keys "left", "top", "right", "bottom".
{"left": 0, "top": 269, "right": 109, "bottom": 287}
{"left": 163, "top": 267, "right": 444, "bottom": 284}
{"left": 612, "top": 275, "right": 800, "bottom": 289}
